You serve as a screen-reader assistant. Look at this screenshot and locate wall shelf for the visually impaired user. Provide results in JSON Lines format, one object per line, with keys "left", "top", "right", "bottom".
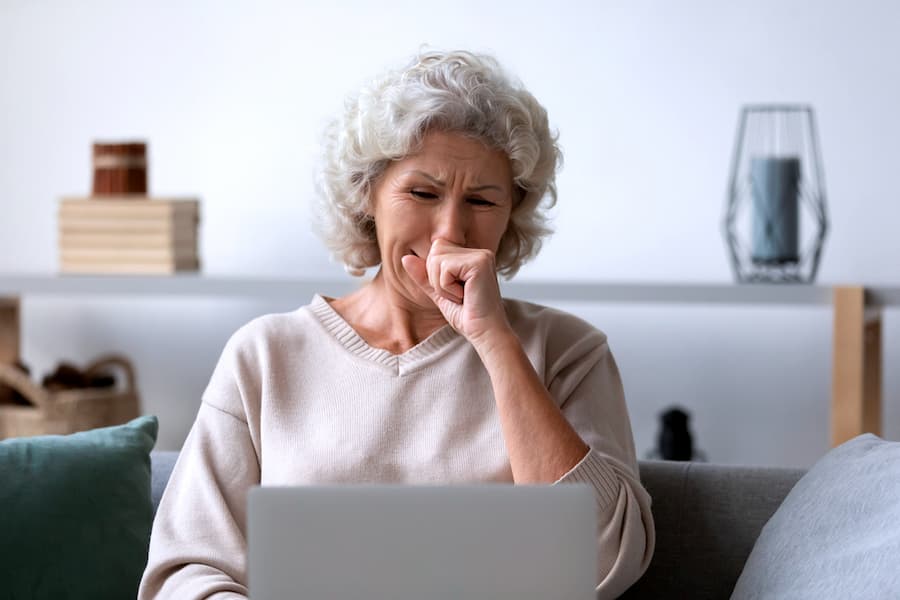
{"left": 1, "top": 272, "right": 897, "bottom": 446}
{"left": 3, "top": 273, "right": 900, "bottom": 305}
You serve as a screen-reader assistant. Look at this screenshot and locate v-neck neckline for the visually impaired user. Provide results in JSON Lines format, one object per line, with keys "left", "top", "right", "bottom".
{"left": 307, "top": 294, "right": 464, "bottom": 376}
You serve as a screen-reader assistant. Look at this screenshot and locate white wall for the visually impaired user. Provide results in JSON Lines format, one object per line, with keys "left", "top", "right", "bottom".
{"left": 2, "top": 1, "right": 898, "bottom": 465}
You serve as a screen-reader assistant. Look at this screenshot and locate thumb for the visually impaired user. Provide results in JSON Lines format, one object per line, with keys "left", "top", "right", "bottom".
{"left": 401, "top": 254, "right": 432, "bottom": 293}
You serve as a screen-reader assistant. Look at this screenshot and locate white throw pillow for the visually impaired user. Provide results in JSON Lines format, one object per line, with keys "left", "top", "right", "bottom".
{"left": 731, "top": 434, "right": 900, "bottom": 600}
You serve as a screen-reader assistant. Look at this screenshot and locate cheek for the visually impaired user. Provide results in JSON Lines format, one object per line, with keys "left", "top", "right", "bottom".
{"left": 375, "top": 209, "right": 426, "bottom": 248}
{"left": 493, "top": 210, "right": 513, "bottom": 237}
{"left": 474, "top": 215, "right": 512, "bottom": 250}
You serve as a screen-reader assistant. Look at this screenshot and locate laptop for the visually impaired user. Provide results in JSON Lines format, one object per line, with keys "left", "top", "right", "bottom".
{"left": 248, "top": 484, "right": 597, "bottom": 600}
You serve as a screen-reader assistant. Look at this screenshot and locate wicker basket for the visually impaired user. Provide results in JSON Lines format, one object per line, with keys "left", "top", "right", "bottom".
{"left": 0, "top": 355, "right": 140, "bottom": 440}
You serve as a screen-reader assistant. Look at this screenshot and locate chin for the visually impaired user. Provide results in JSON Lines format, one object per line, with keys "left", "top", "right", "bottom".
{"left": 404, "top": 283, "right": 434, "bottom": 308}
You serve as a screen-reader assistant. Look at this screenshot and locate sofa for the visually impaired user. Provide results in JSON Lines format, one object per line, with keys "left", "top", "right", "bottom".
{"left": 4, "top": 417, "right": 896, "bottom": 599}
{"left": 148, "top": 451, "right": 803, "bottom": 599}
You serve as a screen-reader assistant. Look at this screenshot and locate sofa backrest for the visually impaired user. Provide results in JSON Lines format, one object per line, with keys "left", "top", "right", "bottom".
{"left": 622, "top": 460, "right": 804, "bottom": 600}
{"left": 148, "top": 452, "right": 804, "bottom": 599}
{"left": 150, "top": 451, "right": 178, "bottom": 512}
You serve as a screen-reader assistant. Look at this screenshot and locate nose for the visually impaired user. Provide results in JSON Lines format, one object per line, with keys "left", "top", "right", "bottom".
{"left": 432, "top": 199, "right": 468, "bottom": 246}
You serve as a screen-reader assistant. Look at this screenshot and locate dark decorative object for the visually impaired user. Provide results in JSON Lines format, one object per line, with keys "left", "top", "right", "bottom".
{"left": 647, "top": 406, "right": 705, "bottom": 462}
{"left": 723, "top": 105, "right": 828, "bottom": 283}
{"left": 42, "top": 362, "right": 116, "bottom": 391}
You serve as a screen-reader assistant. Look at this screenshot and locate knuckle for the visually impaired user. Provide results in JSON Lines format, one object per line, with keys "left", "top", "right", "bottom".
{"left": 476, "top": 249, "right": 494, "bottom": 266}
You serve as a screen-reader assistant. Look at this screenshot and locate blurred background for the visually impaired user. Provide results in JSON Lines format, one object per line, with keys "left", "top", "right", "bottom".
{"left": 1, "top": 0, "right": 898, "bottom": 464}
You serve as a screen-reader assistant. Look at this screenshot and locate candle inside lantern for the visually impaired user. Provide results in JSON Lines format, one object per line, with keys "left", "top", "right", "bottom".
{"left": 750, "top": 156, "right": 801, "bottom": 264}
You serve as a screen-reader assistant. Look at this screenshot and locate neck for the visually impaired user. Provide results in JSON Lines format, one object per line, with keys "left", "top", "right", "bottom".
{"left": 329, "top": 270, "right": 448, "bottom": 354}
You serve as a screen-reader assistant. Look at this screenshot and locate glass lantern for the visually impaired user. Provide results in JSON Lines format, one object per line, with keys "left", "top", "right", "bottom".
{"left": 723, "top": 105, "right": 828, "bottom": 283}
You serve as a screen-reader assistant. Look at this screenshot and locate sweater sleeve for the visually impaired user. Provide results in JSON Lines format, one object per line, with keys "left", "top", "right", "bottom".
{"left": 548, "top": 334, "right": 655, "bottom": 600}
{"left": 138, "top": 335, "right": 260, "bottom": 600}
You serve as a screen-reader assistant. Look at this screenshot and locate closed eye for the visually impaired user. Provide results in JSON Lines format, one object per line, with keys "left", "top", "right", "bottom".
{"left": 468, "top": 197, "right": 495, "bottom": 206}
{"left": 411, "top": 190, "right": 438, "bottom": 199}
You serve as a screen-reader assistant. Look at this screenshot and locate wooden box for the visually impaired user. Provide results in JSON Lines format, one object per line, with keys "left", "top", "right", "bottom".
{"left": 92, "top": 141, "right": 148, "bottom": 195}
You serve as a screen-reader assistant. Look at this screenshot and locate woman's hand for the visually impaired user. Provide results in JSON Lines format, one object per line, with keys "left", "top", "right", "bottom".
{"left": 401, "top": 238, "right": 515, "bottom": 351}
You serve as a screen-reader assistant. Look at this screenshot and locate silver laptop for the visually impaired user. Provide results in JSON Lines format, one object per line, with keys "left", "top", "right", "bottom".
{"left": 248, "top": 484, "right": 597, "bottom": 600}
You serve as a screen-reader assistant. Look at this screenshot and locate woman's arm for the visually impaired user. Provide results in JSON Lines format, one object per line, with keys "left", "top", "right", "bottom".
{"left": 473, "top": 328, "right": 588, "bottom": 483}
{"left": 138, "top": 334, "right": 260, "bottom": 600}
{"left": 403, "top": 241, "right": 655, "bottom": 598}
{"left": 480, "top": 324, "right": 655, "bottom": 599}
{"left": 400, "top": 238, "right": 614, "bottom": 482}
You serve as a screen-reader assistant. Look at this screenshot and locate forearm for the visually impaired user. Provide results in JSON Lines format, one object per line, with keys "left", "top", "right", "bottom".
{"left": 474, "top": 330, "right": 589, "bottom": 484}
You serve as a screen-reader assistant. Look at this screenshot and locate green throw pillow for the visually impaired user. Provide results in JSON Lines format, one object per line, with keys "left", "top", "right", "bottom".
{"left": 0, "top": 415, "right": 158, "bottom": 600}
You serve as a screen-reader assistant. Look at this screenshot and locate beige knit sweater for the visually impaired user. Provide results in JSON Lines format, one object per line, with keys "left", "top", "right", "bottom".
{"left": 138, "top": 295, "right": 654, "bottom": 599}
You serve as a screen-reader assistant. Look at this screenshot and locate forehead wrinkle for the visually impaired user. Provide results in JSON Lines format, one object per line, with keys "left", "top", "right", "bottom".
{"left": 401, "top": 169, "right": 508, "bottom": 194}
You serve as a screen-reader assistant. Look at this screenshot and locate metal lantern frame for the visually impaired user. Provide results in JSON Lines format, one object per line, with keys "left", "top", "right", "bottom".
{"left": 723, "top": 105, "right": 829, "bottom": 283}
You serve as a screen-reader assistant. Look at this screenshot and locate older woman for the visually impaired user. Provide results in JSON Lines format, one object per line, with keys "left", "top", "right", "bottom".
{"left": 139, "top": 50, "right": 654, "bottom": 599}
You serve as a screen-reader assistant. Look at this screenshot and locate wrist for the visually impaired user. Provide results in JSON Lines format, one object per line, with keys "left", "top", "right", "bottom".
{"left": 471, "top": 326, "right": 522, "bottom": 368}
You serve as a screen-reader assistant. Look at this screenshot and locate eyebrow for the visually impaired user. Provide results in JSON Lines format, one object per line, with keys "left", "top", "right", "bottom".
{"left": 404, "top": 170, "right": 507, "bottom": 194}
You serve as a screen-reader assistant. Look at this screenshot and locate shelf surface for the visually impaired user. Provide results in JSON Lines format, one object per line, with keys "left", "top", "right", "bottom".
{"left": 2, "top": 273, "right": 899, "bottom": 306}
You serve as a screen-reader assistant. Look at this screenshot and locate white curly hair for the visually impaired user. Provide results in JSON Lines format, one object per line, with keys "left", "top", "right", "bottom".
{"left": 314, "top": 49, "right": 562, "bottom": 278}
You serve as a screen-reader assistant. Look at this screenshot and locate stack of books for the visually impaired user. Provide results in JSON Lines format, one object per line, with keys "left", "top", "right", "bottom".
{"left": 58, "top": 197, "right": 200, "bottom": 274}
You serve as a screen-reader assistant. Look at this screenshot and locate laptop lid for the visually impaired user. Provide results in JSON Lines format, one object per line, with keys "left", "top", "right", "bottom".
{"left": 248, "top": 484, "right": 596, "bottom": 600}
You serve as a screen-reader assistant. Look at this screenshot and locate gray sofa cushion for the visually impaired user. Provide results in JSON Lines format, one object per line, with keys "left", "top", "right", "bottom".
{"left": 150, "top": 451, "right": 178, "bottom": 513}
{"left": 731, "top": 434, "right": 900, "bottom": 600}
{"left": 621, "top": 461, "right": 804, "bottom": 600}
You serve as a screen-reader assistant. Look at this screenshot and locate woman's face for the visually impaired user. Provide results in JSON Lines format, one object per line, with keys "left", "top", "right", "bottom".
{"left": 370, "top": 129, "right": 514, "bottom": 305}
